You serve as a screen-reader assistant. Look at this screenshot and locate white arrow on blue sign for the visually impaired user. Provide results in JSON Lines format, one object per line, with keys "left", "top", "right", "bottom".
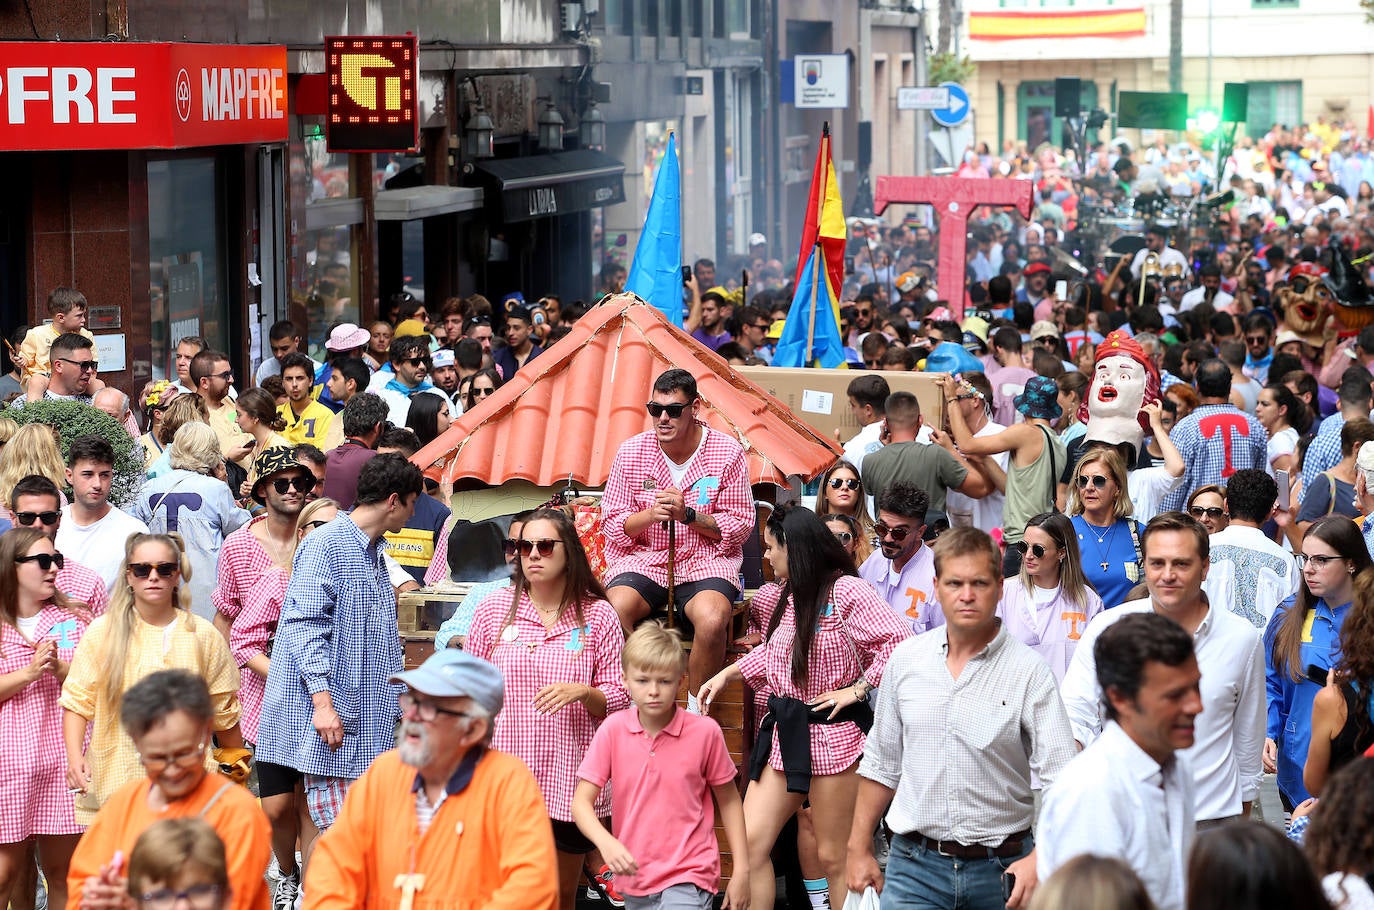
{"left": 930, "top": 82, "right": 970, "bottom": 128}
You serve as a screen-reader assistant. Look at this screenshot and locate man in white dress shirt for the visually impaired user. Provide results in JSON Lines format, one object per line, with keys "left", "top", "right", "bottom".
{"left": 1130, "top": 225, "right": 1190, "bottom": 281}
{"left": 1038, "top": 611, "right": 1201, "bottom": 910}
{"left": 1060, "top": 512, "right": 1266, "bottom": 826}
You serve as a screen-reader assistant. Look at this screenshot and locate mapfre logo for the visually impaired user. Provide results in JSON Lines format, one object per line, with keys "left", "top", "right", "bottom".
{"left": 324, "top": 35, "right": 417, "bottom": 152}
{"left": 174, "top": 68, "right": 192, "bottom": 122}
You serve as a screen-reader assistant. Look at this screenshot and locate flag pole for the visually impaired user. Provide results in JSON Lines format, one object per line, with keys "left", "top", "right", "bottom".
{"left": 804, "top": 123, "right": 831, "bottom": 366}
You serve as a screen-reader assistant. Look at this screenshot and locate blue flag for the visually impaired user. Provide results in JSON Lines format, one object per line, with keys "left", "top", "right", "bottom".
{"left": 626, "top": 133, "right": 683, "bottom": 327}
{"left": 772, "top": 247, "right": 847, "bottom": 368}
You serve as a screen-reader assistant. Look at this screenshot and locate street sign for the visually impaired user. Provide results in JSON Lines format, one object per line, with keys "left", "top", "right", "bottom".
{"left": 930, "top": 82, "right": 970, "bottom": 128}
{"left": 897, "top": 86, "right": 951, "bottom": 111}
{"left": 326, "top": 35, "right": 419, "bottom": 152}
{"left": 793, "top": 54, "right": 849, "bottom": 109}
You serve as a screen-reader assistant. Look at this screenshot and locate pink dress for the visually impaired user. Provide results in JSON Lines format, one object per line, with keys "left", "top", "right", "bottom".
{"left": 0, "top": 605, "right": 90, "bottom": 840}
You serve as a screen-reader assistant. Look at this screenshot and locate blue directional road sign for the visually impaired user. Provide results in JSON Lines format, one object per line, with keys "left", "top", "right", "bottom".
{"left": 930, "top": 82, "right": 970, "bottom": 128}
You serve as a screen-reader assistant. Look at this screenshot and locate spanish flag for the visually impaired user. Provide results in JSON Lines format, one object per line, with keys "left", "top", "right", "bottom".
{"left": 791, "top": 122, "right": 847, "bottom": 309}
{"left": 776, "top": 124, "right": 847, "bottom": 369}
{"left": 968, "top": 7, "right": 1146, "bottom": 41}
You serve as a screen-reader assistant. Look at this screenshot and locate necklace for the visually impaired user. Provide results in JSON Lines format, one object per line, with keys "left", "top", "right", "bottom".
{"left": 1081, "top": 517, "right": 1119, "bottom": 572}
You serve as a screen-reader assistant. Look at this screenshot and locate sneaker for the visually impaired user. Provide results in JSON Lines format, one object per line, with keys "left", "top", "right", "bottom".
{"left": 593, "top": 865, "right": 625, "bottom": 909}
{"left": 266, "top": 856, "right": 282, "bottom": 886}
{"left": 583, "top": 884, "right": 603, "bottom": 902}
{"left": 272, "top": 871, "right": 300, "bottom": 910}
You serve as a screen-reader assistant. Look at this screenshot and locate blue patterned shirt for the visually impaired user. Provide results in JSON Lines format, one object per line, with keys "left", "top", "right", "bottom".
{"left": 1302, "top": 412, "right": 1346, "bottom": 504}
{"left": 1161, "top": 404, "right": 1269, "bottom": 513}
{"left": 255, "top": 514, "right": 402, "bottom": 778}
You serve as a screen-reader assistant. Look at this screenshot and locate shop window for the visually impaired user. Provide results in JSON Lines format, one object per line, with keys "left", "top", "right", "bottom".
{"left": 1246, "top": 81, "right": 1302, "bottom": 132}
{"left": 290, "top": 117, "right": 362, "bottom": 358}
{"left": 148, "top": 157, "right": 229, "bottom": 381}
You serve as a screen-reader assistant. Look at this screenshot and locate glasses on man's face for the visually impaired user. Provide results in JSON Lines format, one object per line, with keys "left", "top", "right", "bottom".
{"left": 873, "top": 523, "right": 912, "bottom": 542}
{"left": 646, "top": 401, "right": 690, "bottom": 419}
{"left": 828, "top": 477, "right": 861, "bottom": 491}
{"left": 212, "top": 370, "right": 234, "bottom": 382}
{"left": 15, "top": 552, "right": 64, "bottom": 571}
{"left": 1245, "top": 335, "right": 1269, "bottom": 346}
{"left": 1189, "top": 506, "right": 1227, "bottom": 520}
{"left": 272, "top": 475, "right": 315, "bottom": 495}
{"left": 401, "top": 357, "right": 430, "bottom": 367}
{"left": 1076, "top": 474, "right": 1110, "bottom": 489}
{"left": 138, "top": 883, "right": 223, "bottom": 910}
{"left": 57, "top": 358, "right": 97, "bottom": 373}
{"left": 137, "top": 740, "right": 205, "bottom": 774}
{"left": 399, "top": 691, "right": 475, "bottom": 723}
{"left": 15, "top": 510, "right": 60, "bottom": 527}
{"left": 501, "top": 538, "right": 520, "bottom": 556}
{"left": 518, "top": 538, "right": 562, "bottom": 558}
{"left": 865, "top": 360, "right": 882, "bottom": 369}
{"left": 1298, "top": 553, "right": 1346, "bottom": 569}
{"left": 753, "top": 322, "right": 771, "bottom": 332}
{"left": 129, "top": 561, "right": 179, "bottom": 579}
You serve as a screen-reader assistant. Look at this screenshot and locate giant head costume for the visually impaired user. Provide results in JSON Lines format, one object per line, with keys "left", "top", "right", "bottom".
{"left": 1278, "top": 239, "right": 1374, "bottom": 345}
{"left": 1078, "top": 329, "right": 1162, "bottom": 458}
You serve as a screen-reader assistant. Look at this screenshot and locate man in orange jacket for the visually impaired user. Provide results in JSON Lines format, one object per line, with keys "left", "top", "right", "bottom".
{"left": 303, "top": 650, "right": 557, "bottom": 910}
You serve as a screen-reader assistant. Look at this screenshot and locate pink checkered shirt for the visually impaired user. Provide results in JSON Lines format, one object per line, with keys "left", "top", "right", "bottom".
{"left": 465, "top": 589, "right": 629, "bottom": 820}
{"left": 734, "top": 575, "right": 912, "bottom": 776}
{"left": 0, "top": 604, "right": 89, "bottom": 840}
{"left": 57, "top": 560, "right": 107, "bottom": 615}
{"left": 213, "top": 517, "right": 289, "bottom": 744}
{"left": 601, "top": 426, "right": 754, "bottom": 587}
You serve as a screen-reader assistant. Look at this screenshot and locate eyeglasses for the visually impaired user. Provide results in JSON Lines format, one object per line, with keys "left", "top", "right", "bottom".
{"left": 399, "top": 691, "right": 476, "bottom": 723}
{"left": 129, "top": 561, "right": 179, "bottom": 579}
{"left": 873, "top": 523, "right": 912, "bottom": 541}
{"left": 271, "top": 475, "right": 315, "bottom": 494}
{"left": 57, "top": 358, "right": 97, "bottom": 372}
{"left": 1076, "top": 474, "right": 1110, "bottom": 489}
{"left": 1017, "top": 542, "right": 1048, "bottom": 559}
{"left": 15, "top": 510, "right": 60, "bottom": 527}
{"left": 138, "top": 883, "right": 222, "bottom": 910}
{"left": 136, "top": 740, "right": 205, "bottom": 773}
{"left": 828, "top": 477, "right": 861, "bottom": 491}
{"left": 400, "top": 356, "right": 430, "bottom": 367}
{"left": 1189, "top": 506, "right": 1227, "bottom": 520}
{"left": 831, "top": 530, "right": 854, "bottom": 545}
{"left": 15, "top": 552, "right": 64, "bottom": 571}
{"left": 138, "top": 884, "right": 223, "bottom": 910}
{"left": 212, "top": 370, "right": 234, "bottom": 381}
{"left": 1297, "top": 554, "right": 1347, "bottom": 568}
{"left": 518, "top": 538, "right": 563, "bottom": 557}
{"left": 646, "top": 402, "right": 690, "bottom": 419}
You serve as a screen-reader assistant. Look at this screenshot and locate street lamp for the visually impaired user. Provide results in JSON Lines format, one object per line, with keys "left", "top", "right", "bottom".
{"left": 464, "top": 104, "right": 494, "bottom": 160}
{"left": 581, "top": 101, "right": 606, "bottom": 151}
{"left": 537, "top": 101, "right": 565, "bottom": 152}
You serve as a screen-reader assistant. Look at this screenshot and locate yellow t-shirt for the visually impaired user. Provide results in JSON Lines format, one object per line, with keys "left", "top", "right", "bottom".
{"left": 19, "top": 323, "right": 98, "bottom": 377}
{"left": 278, "top": 399, "right": 337, "bottom": 449}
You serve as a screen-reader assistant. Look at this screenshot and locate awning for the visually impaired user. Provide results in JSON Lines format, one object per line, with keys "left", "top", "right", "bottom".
{"left": 473, "top": 150, "right": 626, "bottom": 223}
{"left": 375, "top": 185, "right": 484, "bottom": 221}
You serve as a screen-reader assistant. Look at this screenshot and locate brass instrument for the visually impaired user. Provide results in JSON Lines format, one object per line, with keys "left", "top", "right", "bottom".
{"left": 1139, "top": 252, "right": 1160, "bottom": 309}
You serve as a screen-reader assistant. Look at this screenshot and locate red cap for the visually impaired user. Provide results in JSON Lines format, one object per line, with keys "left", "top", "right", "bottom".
{"left": 1023, "top": 261, "right": 1052, "bottom": 276}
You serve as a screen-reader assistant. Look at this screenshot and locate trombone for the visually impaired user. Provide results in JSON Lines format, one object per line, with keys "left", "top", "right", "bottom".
{"left": 1138, "top": 252, "right": 1160, "bottom": 309}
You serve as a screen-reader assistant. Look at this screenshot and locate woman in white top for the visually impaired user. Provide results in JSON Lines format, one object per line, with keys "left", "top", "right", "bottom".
{"left": 998, "top": 510, "right": 1104, "bottom": 682}
{"left": 1257, "top": 382, "right": 1311, "bottom": 476}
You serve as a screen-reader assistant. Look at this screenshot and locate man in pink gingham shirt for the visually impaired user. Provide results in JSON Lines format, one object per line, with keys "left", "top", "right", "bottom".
{"left": 602, "top": 368, "right": 754, "bottom": 706}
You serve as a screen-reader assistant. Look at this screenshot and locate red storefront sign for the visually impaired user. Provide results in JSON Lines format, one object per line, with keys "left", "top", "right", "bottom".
{"left": 0, "top": 42, "right": 288, "bottom": 151}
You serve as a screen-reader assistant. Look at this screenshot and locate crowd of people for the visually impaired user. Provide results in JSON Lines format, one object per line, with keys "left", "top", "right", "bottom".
{"left": 6, "top": 118, "right": 1374, "bottom": 910}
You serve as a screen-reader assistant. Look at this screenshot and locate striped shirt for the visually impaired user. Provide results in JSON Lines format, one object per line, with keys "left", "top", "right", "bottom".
{"left": 858, "top": 624, "right": 1076, "bottom": 845}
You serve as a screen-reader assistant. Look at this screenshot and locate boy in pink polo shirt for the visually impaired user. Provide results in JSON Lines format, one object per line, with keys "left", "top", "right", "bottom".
{"left": 574, "top": 623, "right": 749, "bottom": 910}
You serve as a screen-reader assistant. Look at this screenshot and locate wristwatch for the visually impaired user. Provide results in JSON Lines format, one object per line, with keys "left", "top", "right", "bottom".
{"left": 683, "top": 507, "right": 697, "bottom": 526}
{"left": 853, "top": 681, "right": 870, "bottom": 704}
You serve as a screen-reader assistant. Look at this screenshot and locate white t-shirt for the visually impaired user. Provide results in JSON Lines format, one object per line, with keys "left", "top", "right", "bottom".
{"left": 55, "top": 505, "right": 151, "bottom": 594}
{"left": 664, "top": 433, "right": 706, "bottom": 489}
{"left": 1179, "top": 287, "right": 1235, "bottom": 312}
{"left": 946, "top": 421, "right": 1009, "bottom": 533}
{"left": 1268, "top": 426, "right": 1298, "bottom": 475}
{"left": 17, "top": 613, "right": 41, "bottom": 640}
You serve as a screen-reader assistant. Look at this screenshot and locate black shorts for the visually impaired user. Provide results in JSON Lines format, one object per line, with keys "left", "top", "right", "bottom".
{"left": 606, "top": 573, "right": 739, "bottom": 633}
{"left": 256, "top": 758, "right": 303, "bottom": 799}
{"left": 551, "top": 817, "right": 610, "bottom": 855}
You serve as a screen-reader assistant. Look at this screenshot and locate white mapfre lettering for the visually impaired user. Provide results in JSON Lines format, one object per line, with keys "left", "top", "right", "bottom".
{"left": 200, "top": 66, "right": 284, "bottom": 123}
{"left": 0, "top": 66, "right": 136, "bottom": 124}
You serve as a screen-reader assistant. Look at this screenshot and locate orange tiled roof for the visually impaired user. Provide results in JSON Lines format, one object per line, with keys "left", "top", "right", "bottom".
{"left": 413, "top": 294, "right": 843, "bottom": 488}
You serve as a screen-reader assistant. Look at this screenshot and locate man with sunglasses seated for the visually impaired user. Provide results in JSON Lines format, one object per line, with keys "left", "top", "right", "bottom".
{"left": 10, "top": 474, "right": 108, "bottom": 613}
{"left": 11, "top": 331, "right": 98, "bottom": 410}
{"left": 858, "top": 483, "right": 943, "bottom": 635}
{"left": 601, "top": 368, "right": 755, "bottom": 713}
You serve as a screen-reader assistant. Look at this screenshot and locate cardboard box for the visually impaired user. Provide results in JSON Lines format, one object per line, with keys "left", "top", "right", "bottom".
{"left": 739, "top": 367, "right": 947, "bottom": 443}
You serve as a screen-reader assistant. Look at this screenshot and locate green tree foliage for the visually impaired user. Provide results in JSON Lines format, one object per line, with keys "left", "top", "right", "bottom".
{"left": 2, "top": 399, "right": 144, "bottom": 508}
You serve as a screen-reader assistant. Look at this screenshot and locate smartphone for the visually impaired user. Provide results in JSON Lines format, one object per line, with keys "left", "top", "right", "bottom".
{"left": 1054, "top": 279, "right": 1068, "bottom": 300}
{"left": 1002, "top": 872, "right": 1016, "bottom": 903}
{"left": 1307, "top": 664, "right": 1331, "bottom": 687}
{"left": 1276, "top": 470, "right": 1290, "bottom": 511}
{"left": 681, "top": 265, "right": 692, "bottom": 286}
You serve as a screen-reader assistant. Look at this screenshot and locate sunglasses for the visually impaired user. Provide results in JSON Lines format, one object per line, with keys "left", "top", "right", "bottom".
{"left": 517, "top": 538, "right": 562, "bottom": 557}
{"left": 57, "top": 357, "right": 97, "bottom": 372}
{"left": 501, "top": 537, "right": 520, "bottom": 556}
{"left": 270, "top": 475, "right": 316, "bottom": 494}
{"left": 828, "top": 477, "right": 861, "bottom": 491}
{"left": 1017, "top": 542, "right": 1049, "bottom": 559}
{"left": 1076, "top": 474, "right": 1110, "bottom": 489}
{"left": 129, "top": 561, "right": 179, "bottom": 579}
{"left": 873, "top": 523, "right": 912, "bottom": 542}
{"left": 15, "top": 510, "right": 60, "bottom": 527}
{"left": 646, "top": 402, "right": 690, "bottom": 419}
{"left": 1189, "top": 506, "right": 1227, "bottom": 520}
{"left": 212, "top": 370, "right": 234, "bottom": 381}
{"left": 400, "top": 356, "right": 430, "bottom": 367}
{"left": 15, "top": 552, "right": 64, "bottom": 571}
{"left": 301, "top": 520, "right": 331, "bottom": 532}
{"left": 472, "top": 386, "right": 496, "bottom": 398}
{"left": 831, "top": 530, "right": 854, "bottom": 544}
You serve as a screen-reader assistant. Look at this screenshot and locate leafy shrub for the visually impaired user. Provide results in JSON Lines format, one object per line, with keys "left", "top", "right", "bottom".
{"left": 1, "top": 399, "right": 144, "bottom": 508}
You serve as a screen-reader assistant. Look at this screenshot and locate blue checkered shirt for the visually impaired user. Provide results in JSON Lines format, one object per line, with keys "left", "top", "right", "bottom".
{"left": 255, "top": 514, "right": 403, "bottom": 778}
{"left": 1161, "top": 404, "right": 1269, "bottom": 513}
{"left": 1301, "top": 412, "right": 1345, "bottom": 505}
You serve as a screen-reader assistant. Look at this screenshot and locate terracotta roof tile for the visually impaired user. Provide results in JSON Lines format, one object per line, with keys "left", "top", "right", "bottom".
{"left": 414, "top": 294, "right": 843, "bottom": 488}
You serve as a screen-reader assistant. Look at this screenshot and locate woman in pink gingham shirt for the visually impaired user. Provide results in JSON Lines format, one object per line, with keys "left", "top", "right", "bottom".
{"left": 700, "top": 506, "right": 911, "bottom": 909}
{"left": 465, "top": 508, "right": 629, "bottom": 910}
{"left": 0, "top": 528, "right": 91, "bottom": 910}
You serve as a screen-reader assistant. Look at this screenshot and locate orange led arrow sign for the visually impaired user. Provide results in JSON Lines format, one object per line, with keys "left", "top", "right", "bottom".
{"left": 325, "top": 35, "right": 418, "bottom": 153}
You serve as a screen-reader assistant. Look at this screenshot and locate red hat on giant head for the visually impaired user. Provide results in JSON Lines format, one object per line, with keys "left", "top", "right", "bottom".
{"left": 1077, "top": 329, "right": 1163, "bottom": 430}
{"left": 1288, "top": 261, "right": 1329, "bottom": 281}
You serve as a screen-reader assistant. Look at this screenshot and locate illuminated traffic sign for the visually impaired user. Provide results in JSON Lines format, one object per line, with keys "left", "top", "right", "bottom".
{"left": 325, "top": 35, "right": 418, "bottom": 153}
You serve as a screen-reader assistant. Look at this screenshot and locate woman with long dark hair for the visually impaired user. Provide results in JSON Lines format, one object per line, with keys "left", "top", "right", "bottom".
{"left": 464, "top": 508, "right": 628, "bottom": 910}
{"left": 1305, "top": 567, "right": 1374, "bottom": 796}
{"left": 404, "top": 391, "right": 452, "bottom": 448}
{"left": 1186, "top": 819, "right": 1331, "bottom": 910}
{"left": 463, "top": 367, "right": 503, "bottom": 412}
{"left": 998, "top": 511, "right": 1104, "bottom": 682}
{"left": 813, "top": 460, "right": 876, "bottom": 564}
{"left": 698, "top": 506, "right": 910, "bottom": 908}
{"left": 1264, "top": 515, "right": 1374, "bottom": 808}
{"left": 1256, "top": 382, "right": 1311, "bottom": 476}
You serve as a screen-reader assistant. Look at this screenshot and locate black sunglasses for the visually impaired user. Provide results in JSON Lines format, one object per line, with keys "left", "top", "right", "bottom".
{"left": 1189, "top": 506, "right": 1227, "bottom": 520}
{"left": 828, "top": 477, "right": 861, "bottom": 491}
{"left": 517, "top": 538, "right": 563, "bottom": 557}
{"left": 272, "top": 475, "right": 316, "bottom": 494}
{"left": 15, "top": 510, "right": 60, "bottom": 527}
{"left": 401, "top": 356, "right": 430, "bottom": 367}
{"left": 1076, "top": 474, "right": 1109, "bottom": 489}
{"left": 501, "top": 538, "right": 520, "bottom": 556}
{"left": 646, "top": 402, "right": 690, "bottom": 419}
{"left": 129, "top": 561, "right": 178, "bottom": 579}
{"left": 57, "top": 357, "right": 97, "bottom": 372}
{"left": 1017, "top": 542, "right": 1048, "bottom": 559}
{"left": 873, "top": 523, "right": 912, "bottom": 541}
{"left": 16, "top": 552, "right": 64, "bottom": 571}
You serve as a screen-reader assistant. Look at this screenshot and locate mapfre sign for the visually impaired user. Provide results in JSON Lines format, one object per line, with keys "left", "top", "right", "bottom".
{"left": 0, "top": 43, "right": 288, "bottom": 151}
{"left": 325, "top": 35, "right": 418, "bottom": 153}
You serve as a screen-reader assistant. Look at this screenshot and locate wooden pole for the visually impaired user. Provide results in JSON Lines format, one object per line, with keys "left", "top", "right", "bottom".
{"left": 665, "top": 520, "right": 676, "bottom": 630}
